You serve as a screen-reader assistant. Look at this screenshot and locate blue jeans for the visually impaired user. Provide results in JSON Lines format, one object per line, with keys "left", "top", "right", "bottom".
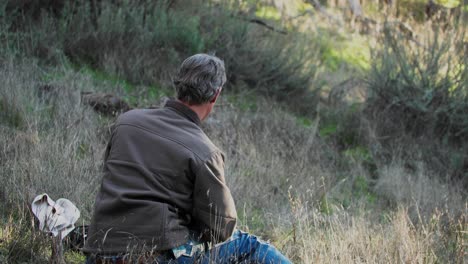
{"left": 86, "top": 230, "right": 291, "bottom": 264}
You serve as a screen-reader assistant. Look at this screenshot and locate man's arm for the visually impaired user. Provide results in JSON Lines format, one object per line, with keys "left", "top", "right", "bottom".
{"left": 192, "top": 151, "right": 237, "bottom": 243}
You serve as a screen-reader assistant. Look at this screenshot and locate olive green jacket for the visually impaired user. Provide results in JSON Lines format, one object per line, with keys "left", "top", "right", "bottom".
{"left": 83, "top": 100, "right": 237, "bottom": 254}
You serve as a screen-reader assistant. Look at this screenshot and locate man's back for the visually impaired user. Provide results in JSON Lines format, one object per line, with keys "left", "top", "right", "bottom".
{"left": 84, "top": 54, "right": 290, "bottom": 264}
{"left": 84, "top": 100, "right": 236, "bottom": 254}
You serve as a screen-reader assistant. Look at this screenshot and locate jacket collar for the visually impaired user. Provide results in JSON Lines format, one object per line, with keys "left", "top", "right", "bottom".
{"left": 165, "top": 99, "right": 201, "bottom": 126}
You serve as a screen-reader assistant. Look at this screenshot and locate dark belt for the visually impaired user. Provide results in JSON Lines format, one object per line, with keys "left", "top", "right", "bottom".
{"left": 93, "top": 251, "right": 173, "bottom": 264}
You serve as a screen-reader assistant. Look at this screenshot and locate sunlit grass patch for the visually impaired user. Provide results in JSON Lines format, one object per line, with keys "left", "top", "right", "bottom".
{"left": 435, "top": 0, "right": 461, "bottom": 8}
{"left": 78, "top": 65, "right": 135, "bottom": 93}
{"left": 255, "top": 5, "right": 281, "bottom": 20}
{"left": 317, "top": 30, "right": 371, "bottom": 72}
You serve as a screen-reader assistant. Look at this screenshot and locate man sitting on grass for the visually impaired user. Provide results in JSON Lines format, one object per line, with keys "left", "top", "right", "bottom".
{"left": 83, "top": 53, "right": 291, "bottom": 263}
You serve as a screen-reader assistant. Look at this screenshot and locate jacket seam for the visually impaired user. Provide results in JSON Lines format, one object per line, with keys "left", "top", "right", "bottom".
{"left": 193, "top": 149, "right": 223, "bottom": 176}
{"left": 115, "top": 123, "right": 208, "bottom": 160}
{"left": 106, "top": 159, "right": 152, "bottom": 174}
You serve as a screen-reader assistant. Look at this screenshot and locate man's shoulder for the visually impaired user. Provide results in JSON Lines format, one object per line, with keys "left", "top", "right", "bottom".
{"left": 115, "top": 108, "right": 220, "bottom": 160}
{"left": 175, "top": 126, "right": 221, "bottom": 161}
{"left": 116, "top": 108, "right": 158, "bottom": 124}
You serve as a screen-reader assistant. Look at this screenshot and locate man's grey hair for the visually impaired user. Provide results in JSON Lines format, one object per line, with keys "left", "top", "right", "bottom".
{"left": 173, "top": 54, "right": 227, "bottom": 105}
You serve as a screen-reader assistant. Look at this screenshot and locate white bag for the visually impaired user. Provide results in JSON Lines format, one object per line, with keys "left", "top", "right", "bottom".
{"left": 31, "top": 193, "right": 80, "bottom": 239}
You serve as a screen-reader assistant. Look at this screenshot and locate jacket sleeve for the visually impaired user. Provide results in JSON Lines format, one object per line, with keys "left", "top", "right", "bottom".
{"left": 192, "top": 151, "right": 237, "bottom": 243}
{"left": 102, "top": 123, "right": 116, "bottom": 169}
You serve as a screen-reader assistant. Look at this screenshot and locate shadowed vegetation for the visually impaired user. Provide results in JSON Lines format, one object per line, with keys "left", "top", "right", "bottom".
{"left": 0, "top": 0, "right": 466, "bottom": 263}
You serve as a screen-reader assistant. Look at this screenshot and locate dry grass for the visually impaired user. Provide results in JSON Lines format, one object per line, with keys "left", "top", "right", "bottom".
{"left": 205, "top": 97, "right": 336, "bottom": 209}
{"left": 277, "top": 204, "right": 466, "bottom": 263}
{"left": 0, "top": 57, "right": 466, "bottom": 263}
{"left": 0, "top": 59, "right": 106, "bottom": 215}
{"left": 1, "top": 1, "right": 467, "bottom": 262}
{"left": 0, "top": 58, "right": 106, "bottom": 263}
{"left": 375, "top": 160, "right": 465, "bottom": 217}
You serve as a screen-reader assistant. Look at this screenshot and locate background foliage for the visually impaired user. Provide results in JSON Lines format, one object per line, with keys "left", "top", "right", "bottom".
{"left": 0, "top": 0, "right": 466, "bottom": 263}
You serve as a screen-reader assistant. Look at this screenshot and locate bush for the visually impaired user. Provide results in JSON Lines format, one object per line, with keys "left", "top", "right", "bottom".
{"left": 365, "top": 24, "right": 468, "bottom": 185}
{"left": 366, "top": 25, "right": 468, "bottom": 143}
{"left": 200, "top": 7, "right": 320, "bottom": 114}
{"left": 1, "top": 0, "right": 320, "bottom": 115}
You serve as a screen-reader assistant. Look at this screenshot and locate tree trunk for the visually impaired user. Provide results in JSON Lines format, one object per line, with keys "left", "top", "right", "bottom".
{"left": 50, "top": 234, "right": 65, "bottom": 264}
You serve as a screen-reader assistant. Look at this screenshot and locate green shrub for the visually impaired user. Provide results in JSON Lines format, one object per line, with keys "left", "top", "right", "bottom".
{"left": 0, "top": 94, "right": 24, "bottom": 129}
{"left": 365, "top": 24, "right": 468, "bottom": 186}
{"left": 61, "top": 1, "right": 205, "bottom": 85}
{"left": 1, "top": 0, "right": 320, "bottom": 115}
{"left": 201, "top": 7, "right": 320, "bottom": 114}
{"left": 319, "top": 103, "right": 366, "bottom": 150}
{"left": 366, "top": 25, "right": 468, "bottom": 143}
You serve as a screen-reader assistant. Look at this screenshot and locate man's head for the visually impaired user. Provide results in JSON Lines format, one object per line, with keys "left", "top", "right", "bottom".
{"left": 173, "top": 54, "right": 226, "bottom": 106}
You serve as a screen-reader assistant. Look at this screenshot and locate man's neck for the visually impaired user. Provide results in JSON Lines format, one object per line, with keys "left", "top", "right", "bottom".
{"left": 177, "top": 100, "right": 209, "bottom": 121}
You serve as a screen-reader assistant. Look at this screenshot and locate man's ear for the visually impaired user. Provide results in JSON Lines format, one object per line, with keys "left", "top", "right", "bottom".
{"left": 210, "top": 88, "right": 222, "bottom": 103}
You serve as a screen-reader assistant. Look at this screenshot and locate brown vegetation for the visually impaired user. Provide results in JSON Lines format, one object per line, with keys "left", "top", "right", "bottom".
{"left": 0, "top": 0, "right": 466, "bottom": 263}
